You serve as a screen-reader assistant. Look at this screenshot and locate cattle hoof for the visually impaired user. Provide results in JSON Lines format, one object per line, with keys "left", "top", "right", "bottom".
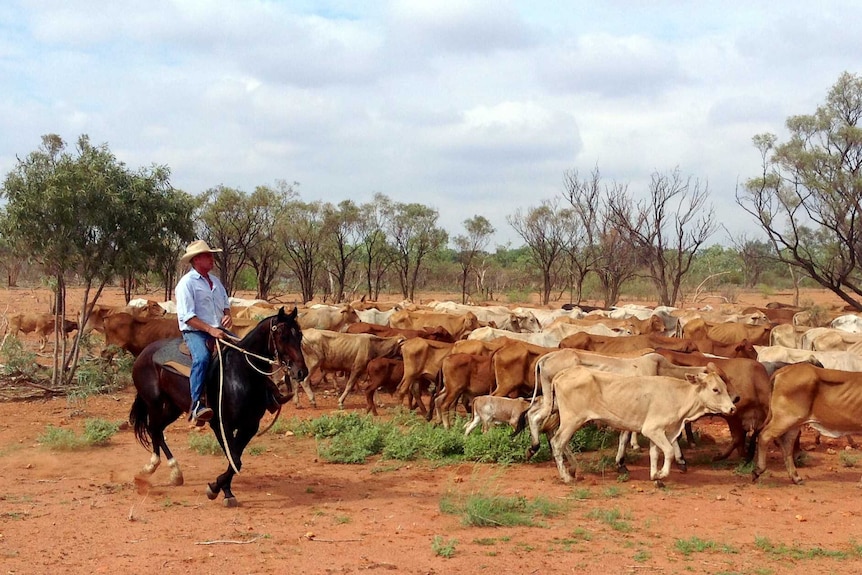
{"left": 654, "top": 479, "right": 665, "bottom": 489}
{"left": 206, "top": 484, "right": 219, "bottom": 501}
{"left": 678, "top": 462, "right": 688, "bottom": 473}
{"left": 223, "top": 496, "right": 239, "bottom": 508}
{"left": 617, "top": 463, "right": 629, "bottom": 474}
{"left": 751, "top": 470, "right": 762, "bottom": 483}
{"left": 792, "top": 476, "right": 805, "bottom": 486}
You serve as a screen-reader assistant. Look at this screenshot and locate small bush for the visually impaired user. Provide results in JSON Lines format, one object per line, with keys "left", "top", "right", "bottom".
{"left": 37, "top": 418, "right": 119, "bottom": 450}
{"left": 432, "top": 535, "right": 457, "bottom": 558}
{"left": 188, "top": 432, "right": 223, "bottom": 456}
{"left": 0, "top": 337, "right": 42, "bottom": 379}
{"left": 440, "top": 491, "right": 565, "bottom": 527}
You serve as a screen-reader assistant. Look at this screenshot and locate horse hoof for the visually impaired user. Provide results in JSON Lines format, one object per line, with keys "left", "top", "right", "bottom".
{"left": 206, "top": 484, "right": 219, "bottom": 501}
{"left": 223, "top": 496, "right": 239, "bottom": 508}
{"left": 170, "top": 474, "right": 184, "bottom": 487}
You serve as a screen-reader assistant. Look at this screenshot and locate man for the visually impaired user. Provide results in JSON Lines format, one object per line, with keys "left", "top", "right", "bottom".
{"left": 175, "top": 240, "right": 232, "bottom": 424}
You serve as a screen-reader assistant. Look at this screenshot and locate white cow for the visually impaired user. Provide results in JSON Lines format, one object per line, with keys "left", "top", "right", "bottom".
{"left": 830, "top": 314, "right": 862, "bottom": 333}
{"left": 548, "top": 365, "right": 736, "bottom": 486}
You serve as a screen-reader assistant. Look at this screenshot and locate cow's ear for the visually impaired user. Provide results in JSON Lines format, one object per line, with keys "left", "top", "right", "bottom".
{"left": 684, "top": 373, "right": 698, "bottom": 384}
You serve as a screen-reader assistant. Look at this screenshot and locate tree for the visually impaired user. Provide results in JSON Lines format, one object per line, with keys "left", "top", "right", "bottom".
{"left": 278, "top": 200, "right": 326, "bottom": 303}
{"left": 737, "top": 72, "right": 862, "bottom": 309}
{"left": 197, "top": 185, "right": 262, "bottom": 296}
{"left": 507, "top": 199, "right": 575, "bottom": 305}
{"left": 608, "top": 168, "right": 716, "bottom": 306}
{"left": 453, "top": 215, "right": 495, "bottom": 304}
{"left": 1, "top": 134, "right": 192, "bottom": 385}
{"left": 321, "top": 200, "right": 363, "bottom": 302}
{"left": 244, "top": 181, "right": 296, "bottom": 299}
{"left": 385, "top": 202, "right": 448, "bottom": 301}
{"left": 358, "top": 194, "right": 394, "bottom": 301}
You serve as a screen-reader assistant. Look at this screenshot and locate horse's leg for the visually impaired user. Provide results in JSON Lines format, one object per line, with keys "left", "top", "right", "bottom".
{"left": 149, "top": 404, "right": 184, "bottom": 486}
{"left": 207, "top": 421, "right": 259, "bottom": 507}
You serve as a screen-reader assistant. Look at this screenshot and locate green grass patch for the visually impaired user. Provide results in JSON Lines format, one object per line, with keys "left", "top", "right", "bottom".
{"left": 37, "top": 418, "right": 119, "bottom": 450}
{"left": 188, "top": 432, "right": 223, "bottom": 456}
{"left": 432, "top": 535, "right": 457, "bottom": 558}
{"left": 585, "top": 507, "right": 633, "bottom": 532}
{"left": 754, "top": 536, "right": 848, "bottom": 560}
{"left": 440, "top": 490, "right": 565, "bottom": 527}
{"left": 675, "top": 536, "right": 738, "bottom": 556}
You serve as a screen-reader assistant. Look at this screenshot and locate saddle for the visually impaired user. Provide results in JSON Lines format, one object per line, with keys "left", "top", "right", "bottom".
{"left": 152, "top": 339, "right": 199, "bottom": 379}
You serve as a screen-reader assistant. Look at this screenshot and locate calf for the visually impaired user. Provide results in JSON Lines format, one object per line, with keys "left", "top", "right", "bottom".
{"left": 363, "top": 357, "right": 404, "bottom": 415}
{"left": 464, "top": 396, "right": 531, "bottom": 435}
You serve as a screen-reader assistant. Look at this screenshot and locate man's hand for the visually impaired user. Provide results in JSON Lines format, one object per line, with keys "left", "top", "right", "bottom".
{"left": 221, "top": 312, "right": 233, "bottom": 330}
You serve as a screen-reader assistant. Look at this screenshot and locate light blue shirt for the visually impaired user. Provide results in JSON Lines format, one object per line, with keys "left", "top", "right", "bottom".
{"left": 175, "top": 269, "right": 230, "bottom": 332}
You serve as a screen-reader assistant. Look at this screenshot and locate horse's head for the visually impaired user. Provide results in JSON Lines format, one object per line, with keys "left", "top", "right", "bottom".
{"left": 271, "top": 307, "right": 308, "bottom": 382}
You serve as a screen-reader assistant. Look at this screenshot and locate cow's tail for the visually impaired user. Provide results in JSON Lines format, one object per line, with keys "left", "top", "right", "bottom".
{"left": 128, "top": 394, "right": 152, "bottom": 449}
{"left": 512, "top": 408, "right": 529, "bottom": 437}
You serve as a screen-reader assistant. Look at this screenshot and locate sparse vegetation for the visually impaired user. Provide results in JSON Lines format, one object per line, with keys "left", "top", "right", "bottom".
{"left": 37, "top": 418, "right": 119, "bottom": 450}
{"left": 675, "top": 536, "right": 738, "bottom": 556}
{"left": 431, "top": 535, "right": 457, "bottom": 558}
{"left": 188, "top": 432, "right": 222, "bottom": 456}
{"left": 585, "top": 508, "right": 633, "bottom": 532}
{"left": 440, "top": 490, "right": 565, "bottom": 527}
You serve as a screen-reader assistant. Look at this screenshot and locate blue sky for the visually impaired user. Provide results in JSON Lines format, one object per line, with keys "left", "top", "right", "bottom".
{"left": 1, "top": 1, "right": 860, "bottom": 248}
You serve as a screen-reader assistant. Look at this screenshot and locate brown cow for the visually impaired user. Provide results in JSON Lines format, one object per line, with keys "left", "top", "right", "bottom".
{"left": 683, "top": 318, "right": 774, "bottom": 346}
{"left": 654, "top": 349, "right": 771, "bottom": 462}
{"left": 389, "top": 310, "right": 480, "bottom": 340}
{"left": 101, "top": 313, "right": 180, "bottom": 356}
{"left": 490, "top": 339, "right": 556, "bottom": 399}
{"left": 753, "top": 363, "right": 862, "bottom": 484}
{"left": 395, "top": 338, "right": 454, "bottom": 411}
{"left": 362, "top": 357, "right": 405, "bottom": 415}
{"left": 432, "top": 353, "right": 495, "bottom": 428}
{"left": 301, "top": 329, "right": 404, "bottom": 409}
{"left": 5, "top": 313, "right": 78, "bottom": 351}
{"left": 559, "top": 332, "right": 697, "bottom": 354}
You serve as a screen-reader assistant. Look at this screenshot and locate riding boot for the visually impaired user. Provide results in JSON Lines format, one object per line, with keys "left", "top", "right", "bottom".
{"left": 266, "top": 378, "right": 291, "bottom": 414}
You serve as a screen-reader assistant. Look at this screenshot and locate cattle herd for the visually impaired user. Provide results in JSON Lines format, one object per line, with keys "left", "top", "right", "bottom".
{"left": 5, "top": 295, "right": 862, "bottom": 487}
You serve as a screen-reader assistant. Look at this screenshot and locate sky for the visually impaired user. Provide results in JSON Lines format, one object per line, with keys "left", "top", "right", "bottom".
{"left": 1, "top": 1, "right": 860, "bottom": 249}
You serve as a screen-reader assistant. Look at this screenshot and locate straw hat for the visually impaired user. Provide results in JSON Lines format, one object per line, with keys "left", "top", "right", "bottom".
{"left": 180, "top": 240, "right": 222, "bottom": 265}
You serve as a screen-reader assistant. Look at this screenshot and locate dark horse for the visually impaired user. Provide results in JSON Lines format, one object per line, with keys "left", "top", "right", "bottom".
{"left": 129, "top": 307, "right": 308, "bottom": 507}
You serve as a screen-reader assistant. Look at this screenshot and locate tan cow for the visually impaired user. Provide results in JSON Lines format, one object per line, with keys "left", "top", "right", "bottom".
{"left": 429, "top": 301, "right": 542, "bottom": 333}
{"left": 753, "top": 363, "right": 862, "bottom": 484}
{"left": 389, "top": 310, "right": 481, "bottom": 340}
{"left": 5, "top": 313, "right": 78, "bottom": 351}
{"left": 395, "top": 338, "right": 454, "bottom": 411}
{"left": 300, "top": 329, "right": 405, "bottom": 409}
{"left": 362, "top": 357, "right": 404, "bottom": 416}
{"left": 549, "top": 365, "right": 736, "bottom": 486}
{"left": 346, "top": 322, "right": 454, "bottom": 343}
{"left": 801, "top": 327, "right": 862, "bottom": 351}
{"left": 298, "top": 304, "right": 360, "bottom": 332}
{"left": 101, "top": 313, "right": 180, "bottom": 356}
{"left": 755, "top": 345, "right": 862, "bottom": 371}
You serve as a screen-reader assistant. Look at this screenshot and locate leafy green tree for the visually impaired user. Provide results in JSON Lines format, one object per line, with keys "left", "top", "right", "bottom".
{"left": 453, "top": 215, "right": 495, "bottom": 304}
{"left": 1, "top": 134, "right": 191, "bottom": 385}
{"left": 385, "top": 201, "right": 448, "bottom": 301}
{"left": 737, "top": 71, "right": 862, "bottom": 309}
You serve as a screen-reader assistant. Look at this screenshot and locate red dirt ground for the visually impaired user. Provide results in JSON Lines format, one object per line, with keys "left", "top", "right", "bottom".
{"left": 2, "top": 287, "right": 862, "bottom": 575}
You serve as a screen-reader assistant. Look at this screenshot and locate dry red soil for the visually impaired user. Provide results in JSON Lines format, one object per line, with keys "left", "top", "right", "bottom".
{"left": 2, "top": 287, "right": 862, "bottom": 575}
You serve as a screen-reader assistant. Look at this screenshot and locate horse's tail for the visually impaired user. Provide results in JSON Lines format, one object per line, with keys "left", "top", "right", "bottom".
{"left": 128, "top": 394, "right": 152, "bottom": 449}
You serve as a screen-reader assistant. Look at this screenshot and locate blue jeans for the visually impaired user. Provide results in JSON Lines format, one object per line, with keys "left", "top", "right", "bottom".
{"left": 182, "top": 331, "right": 212, "bottom": 405}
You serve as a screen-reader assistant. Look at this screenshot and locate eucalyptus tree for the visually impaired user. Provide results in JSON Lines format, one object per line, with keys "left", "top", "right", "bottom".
{"left": 321, "top": 200, "right": 363, "bottom": 302}
{"left": 507, "top": 199, "right": 576, "bottom": 305}
{"left": 608, "top": 168, "right": 716, "bottom": 307}
{"left": 1, "top": 134, "right": 191, "bottom": 385}
{"left": 358, "top": 194, "right": 394, "bottom": 301}
{"left": 737, "top": 72, "right": 862, "bottom": 309}
{"left": 453, "top": 215, "right": 495, "bottom": 304}
{"left": 384, "top": 201, "right": 448, "bottom": 301}
{"left": 278, "top": 199, "right": 326, "bottom": 303}
{"left": 244, "top": 181, "right": 296, "bottom": 299}
{"left": 0, "top": 211, "right": 27, "bottom": 287}
{"left": 197, "top": 185, "right": 262, "bottom": 296}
